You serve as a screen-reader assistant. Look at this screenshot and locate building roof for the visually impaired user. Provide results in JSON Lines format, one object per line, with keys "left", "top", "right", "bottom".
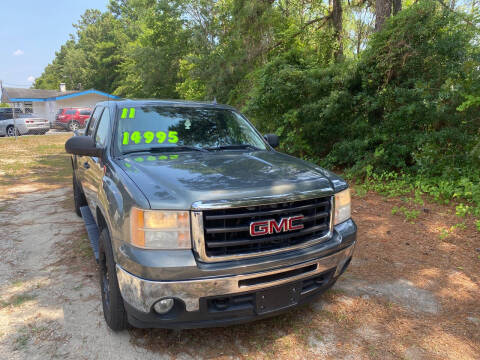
{"left": 1, "top": 87, "right": 121, "bottom": 103}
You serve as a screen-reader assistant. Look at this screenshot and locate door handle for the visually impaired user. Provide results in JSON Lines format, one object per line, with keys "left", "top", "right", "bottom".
{"left": 83, "top": 162, "right": 90, "bottom": 169}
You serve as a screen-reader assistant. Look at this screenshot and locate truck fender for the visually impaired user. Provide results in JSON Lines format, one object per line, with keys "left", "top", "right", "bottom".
{"left": 97, "top": 175, "right": 125, "bottom": 263}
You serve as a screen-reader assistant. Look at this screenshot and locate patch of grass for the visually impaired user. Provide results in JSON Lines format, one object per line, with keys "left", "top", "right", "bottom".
{"left": 10, "top": 293, "right": 37, "bottom": 307}
{"left": 456, "top": 203, "right": 471, "bottom": 217}
{"left": 12, "top": 280, "right": 24, "bottom": 287}
{"left": 439, "top": 228, "right": 449, "bottom": 240}
{"left": 439, "top": 222, "right": 467, "bottom": 240}
{"left": 391, "top": 206, "right": 420, "bottom": 223}
{"left": 353, "top": 185, "right": 367, "bottom": 197}
{"left": 75, "top": 238, "right": 93, "bottom": 259}
{"left": 0, "top": 293, "right": 37, "bottom": 308}
{"left": 351, "top": 168, "right": 480, "bottom": 221}
{"left": 30, "top": 325, "right": 48, "bottom": 335}
{"left": 13, "top": 327, "right": 31, "bottom": 351}
{"left": 335, "top": 311, "right": 349, "bottom": 323}
{"left": 35, "top": 144, "right": 65, "bottom": 153}
{"left": 0, "top": 134, "right": 71, "bottom": 188}
{"left": 414, "top": 190, "right": 425, "bottom": 206}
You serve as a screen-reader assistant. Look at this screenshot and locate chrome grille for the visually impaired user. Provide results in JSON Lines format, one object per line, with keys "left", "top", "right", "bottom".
{"left": 195, "top": 197, "right": 332, "bottom": 261}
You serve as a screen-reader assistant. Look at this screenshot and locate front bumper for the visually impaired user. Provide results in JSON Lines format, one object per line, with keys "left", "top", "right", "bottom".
{"left": 116, "top": 242, "right": 354, "bottom": 328}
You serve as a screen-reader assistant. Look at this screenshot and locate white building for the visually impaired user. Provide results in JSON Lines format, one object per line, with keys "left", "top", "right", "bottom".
{"left": 0, "top": 84, "right": 121, "bottom": 124}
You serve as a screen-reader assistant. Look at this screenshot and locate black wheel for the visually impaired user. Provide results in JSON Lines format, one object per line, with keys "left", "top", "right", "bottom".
{"left": 68, "top": 121, "right": 80, "bottom": 132}
{"left": 73, "top": 175, "right": 87, "bottom": 217}
{"left": 6, "top": 126, "right": 19, "bottom": 137}
{"left": 98, "top": 229, "right": 128, "bottom": 331}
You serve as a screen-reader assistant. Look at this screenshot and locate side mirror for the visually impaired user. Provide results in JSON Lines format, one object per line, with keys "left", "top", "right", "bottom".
{"left": 264, "top": 134, "right": 279, "bottom": 148}
{"left": 65, "top": 136, "right": 103, "bottom": 157}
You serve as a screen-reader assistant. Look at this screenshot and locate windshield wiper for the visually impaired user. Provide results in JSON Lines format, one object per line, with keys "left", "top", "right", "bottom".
{"left": 122, "top": 145, "right": 209, "bottom": 156}
{"left": 205, "top": 144, "right": 260, "bottom": 151}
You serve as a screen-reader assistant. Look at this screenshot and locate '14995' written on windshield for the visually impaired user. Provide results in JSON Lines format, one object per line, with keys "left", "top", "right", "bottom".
{"left": 122, "top": 131, "right": 179, "bottom": 145}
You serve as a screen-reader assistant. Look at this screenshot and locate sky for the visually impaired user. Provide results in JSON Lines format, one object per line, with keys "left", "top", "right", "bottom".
{"left": 0, "top": 0, "right": 109, "bottom": 89}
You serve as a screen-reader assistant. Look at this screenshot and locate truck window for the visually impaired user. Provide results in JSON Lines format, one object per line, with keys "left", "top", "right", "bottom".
{"left": 116, "top": 106, "right": 267, "bottom": 153}
{"left": 86, "top": 107, "right": 103, "bottom": 136}
{"left": 95, "top": 108, "right": 110, "bottom": 147}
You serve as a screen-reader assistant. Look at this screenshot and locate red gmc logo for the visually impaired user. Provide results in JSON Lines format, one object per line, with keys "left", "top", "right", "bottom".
{"left": 249, "top": 215, "right": 304, "bottom": 237}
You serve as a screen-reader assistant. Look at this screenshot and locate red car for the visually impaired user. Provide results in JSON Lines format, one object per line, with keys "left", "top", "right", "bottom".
{"left": 55, "top": 108, "right": 92, "bottom": 131}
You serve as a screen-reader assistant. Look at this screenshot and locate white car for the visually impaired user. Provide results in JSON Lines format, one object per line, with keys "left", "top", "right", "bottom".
{"left": 0, "top": 113, "right": 50, "bottom": 137}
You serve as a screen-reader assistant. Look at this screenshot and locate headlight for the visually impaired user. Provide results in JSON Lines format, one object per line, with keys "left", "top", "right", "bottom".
{"left": 334, "top": 189, "right": 351, "bottom": 225}
{"left": 130, "top": 208, "right": 191, "bottom": 249}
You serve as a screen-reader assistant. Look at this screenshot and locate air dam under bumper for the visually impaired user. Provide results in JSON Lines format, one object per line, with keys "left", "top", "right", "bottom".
{"left": 116, "top": 243, "right": 354, "bottom": 326}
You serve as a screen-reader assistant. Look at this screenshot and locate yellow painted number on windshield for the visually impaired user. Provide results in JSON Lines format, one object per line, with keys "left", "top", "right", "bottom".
{"left": 144, "top": 131, "right": 154, "bottom": 144}
{"left": 122, "top": 132, "right": 129, "bottom": 145}
{"left": 121, "top": 108, "right": 135, "bottom": 119}
{"left": 156, "top": 131, "right": 166, "bottom": 143}
{"left": 131, "top": 131, "right": 142, "bottom": 144}
{"left": 121, "top": 131, "right": 179, "bottom": 145}
{"left": 168, "top": 131, "right": 178, "bottom": 143}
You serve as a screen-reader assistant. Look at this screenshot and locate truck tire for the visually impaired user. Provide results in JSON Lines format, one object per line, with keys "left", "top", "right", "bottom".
{"left": 73, "top": 175, "right": 87, "bottom": 217}
{"left": 98, "top": 229, "right": 128, "bottom": 331}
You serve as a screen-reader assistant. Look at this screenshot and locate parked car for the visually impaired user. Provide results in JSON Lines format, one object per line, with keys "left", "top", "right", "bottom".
{"left": 55, "top": 107, "right": 92, "bottom": 131}
{"left": 0, "top": 107, "right": 23, "bottom": 120}
{"left": 65, "top": 100, "right": 356, "bottom": 331}
{"left": 0, "top": 113, "right": 50, "bottom": 136}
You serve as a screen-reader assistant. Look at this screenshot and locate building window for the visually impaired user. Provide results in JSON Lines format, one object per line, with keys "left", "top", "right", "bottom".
{"left": 24, "top": 102, "right": 33, "bottom": 114}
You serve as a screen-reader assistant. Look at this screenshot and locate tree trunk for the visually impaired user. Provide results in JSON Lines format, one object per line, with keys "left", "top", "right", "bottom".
{"left": 332, "top": 0, "right": 344, "bottom": 61}
{"left": 393, "top": 0, "right": 402, "bottom": 15}
{"left": 375, "top": 0, "right": 392, "bottom": 31}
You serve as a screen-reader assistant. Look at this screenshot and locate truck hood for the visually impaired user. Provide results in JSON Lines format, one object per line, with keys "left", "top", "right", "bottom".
{"left": 117, "top": 150, "right": 346, "bottom": 210}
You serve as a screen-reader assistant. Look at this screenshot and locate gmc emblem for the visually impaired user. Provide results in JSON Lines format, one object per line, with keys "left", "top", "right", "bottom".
{"left": 249, "top": 215, "right": 304, "bottom": 237}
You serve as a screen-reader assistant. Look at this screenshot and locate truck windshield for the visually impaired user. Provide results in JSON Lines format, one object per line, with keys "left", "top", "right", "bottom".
{"left": 116, "top": 106, "right": 267, "bottom": 154}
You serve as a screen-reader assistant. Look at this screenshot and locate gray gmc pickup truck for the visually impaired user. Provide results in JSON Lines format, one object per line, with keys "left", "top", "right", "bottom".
{"left": 65, "top": 99, "right": 356, "bottom": 331}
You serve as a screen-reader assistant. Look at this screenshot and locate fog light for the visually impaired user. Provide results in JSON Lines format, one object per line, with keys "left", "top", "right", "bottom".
{"left": 153, "top": 298, "right": 174, "bottom": 314}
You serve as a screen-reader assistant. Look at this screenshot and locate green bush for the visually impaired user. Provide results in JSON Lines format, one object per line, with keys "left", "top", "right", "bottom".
{"left": 246, "top": 0, "right": 480, "bottom": 213}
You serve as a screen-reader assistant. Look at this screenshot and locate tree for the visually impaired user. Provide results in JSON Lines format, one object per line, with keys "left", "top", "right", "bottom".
{"left": 393, "top": 0, "right": 402, "bottom": 14}
{"left": 375, "top": 0, "right": 392, "bottom": 31}
{"left": 332, "top": 0, "right": 344, "bottom": 61}
{"left": 34, "top": 10, "right": 125, "bottom": 93}
{"left": 113, "top": 0, "right": 191, "bottom": 98}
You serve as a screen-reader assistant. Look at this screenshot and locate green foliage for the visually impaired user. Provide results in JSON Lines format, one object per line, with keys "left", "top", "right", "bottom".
{"left": 114, "top": 0, "right": 190, "bottom": 98}
{"left": 0, "top": 103, "right": 10, "bottom": 108}
{"left": 391, "top": 206, "right": 420, "bottom": 223}
{"left": 33, "top": 0, "right": 480, "bottom": 218}
{"left": 246, "top": 0, "right": 480, "bottom": 214}
{"left": 249, "top": 1, "right": 479, "bottom": 172}
{"left": 456, "top": 204, "right": 471, "bottom": 217}
{"left": 439, "top": 222, "right": 466, "bottom": 240}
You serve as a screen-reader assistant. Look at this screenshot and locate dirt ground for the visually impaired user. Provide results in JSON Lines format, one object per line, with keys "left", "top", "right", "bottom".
{"left": 0, "top": 135, "right": 479, "bottom": 359}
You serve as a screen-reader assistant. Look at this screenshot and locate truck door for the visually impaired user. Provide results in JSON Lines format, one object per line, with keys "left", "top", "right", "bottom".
{"left": 77, "top": 106, "right": 104, "bottom": 217}
{"left": 82, "top": 107, "right": 112, "bottom": 219}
